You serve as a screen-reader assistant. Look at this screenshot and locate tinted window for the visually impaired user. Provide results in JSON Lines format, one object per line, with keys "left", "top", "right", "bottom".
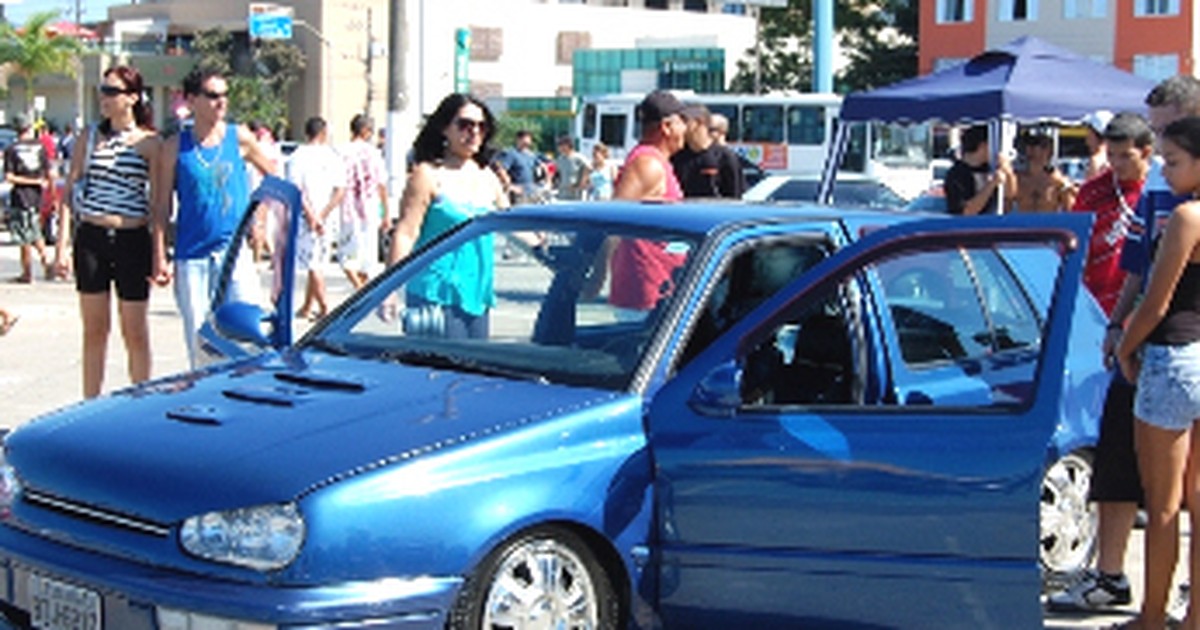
{"left": 599, "top": 114, "right": 627, "bottom": 149}
{"left": 968, "top": 249, "right": 1042, "bottom": 351}
{"left": 878, "top": 249, "right": 989, "bottom": 365}
{"left": 786, "top": 105, "right": 825, "bottom": 145}
{"left": 742, "top": 105, "right": 784, "bottom": 142}
{"left": 582, "top": 103, "right": 597, "bottom": 139}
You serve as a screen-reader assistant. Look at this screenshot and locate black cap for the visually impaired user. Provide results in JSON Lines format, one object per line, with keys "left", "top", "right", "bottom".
{"left": 636, "top": 90, "right": 685, "bottom": 125}
{"left": 10, "top": 113, "right": 29, "bottom": 132}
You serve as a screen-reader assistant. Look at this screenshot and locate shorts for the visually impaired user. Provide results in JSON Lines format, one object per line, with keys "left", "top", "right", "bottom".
{"left": 5, "top": 205, "right": 42, "bottom": 245}
{"left": 1089, "top": 375, "right": 1143, "bottom": 503}
{"left": 73, "top": 222, "right": 152, "bottom": 301}
{"left": 1134, "top": 342, "right": 1200, "bottom": 431}
{"left": 296, "top": 224, "right": 328, "bottom": 272}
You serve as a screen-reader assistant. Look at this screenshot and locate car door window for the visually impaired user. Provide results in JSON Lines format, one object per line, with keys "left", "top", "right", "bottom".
{"left": 877, "top": 249, "right": 990, "bottom": 365}
{"left": 967, "top": 248, "right": 1042, "bottom": 351}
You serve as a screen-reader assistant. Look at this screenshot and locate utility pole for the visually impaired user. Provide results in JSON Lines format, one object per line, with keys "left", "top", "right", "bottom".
{"left": 385, "top": 0, "right": 408, "bottom": 208}
{"left": 75, "top": 0, "right": 84, "bottom": 127}
{"left": 365, "top": 7, "right": 374, "bottom": 114}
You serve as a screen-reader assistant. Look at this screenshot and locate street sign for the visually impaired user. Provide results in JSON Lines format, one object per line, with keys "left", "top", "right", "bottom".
{"left": 248, "top": 3, "right": 294, "bottom": 40}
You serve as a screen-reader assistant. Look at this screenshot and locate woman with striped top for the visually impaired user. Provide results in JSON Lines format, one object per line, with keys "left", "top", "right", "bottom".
{"left": 57, "top": 65, "right": 162, "bottom": 398}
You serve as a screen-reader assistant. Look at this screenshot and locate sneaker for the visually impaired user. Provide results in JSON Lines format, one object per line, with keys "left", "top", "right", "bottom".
{"left": 1046, "top": 569, "right": 1133, "bottom": 612}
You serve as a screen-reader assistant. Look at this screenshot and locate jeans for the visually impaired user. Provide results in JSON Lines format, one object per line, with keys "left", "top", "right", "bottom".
{"left": 174, "top": 249, "right": 262, "bottom": 368}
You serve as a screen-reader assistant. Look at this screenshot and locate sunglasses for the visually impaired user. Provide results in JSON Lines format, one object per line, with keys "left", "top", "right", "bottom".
{"left": 454, "top": 117, "right": 488, "bottom": 134}
{"left": 97, "top": 85, "right": 133, "bottom": 97}
{"left": 199, "top": 89, "right": 229, "bottom": 100}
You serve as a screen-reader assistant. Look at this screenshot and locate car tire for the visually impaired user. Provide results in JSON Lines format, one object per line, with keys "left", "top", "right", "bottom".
{"left": 447, "top": 525, "right": 621, "bottom": 630}
{"left": 1040, "top": 449, "right": 1098, "bottom": 581}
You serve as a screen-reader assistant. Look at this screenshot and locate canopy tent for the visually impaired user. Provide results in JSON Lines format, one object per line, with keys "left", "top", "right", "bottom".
{"left": 45, "top": 21, "right": 99, "bottom": 41}
{"left": 819, "top": 36, "right": 1157, "bottom": 204}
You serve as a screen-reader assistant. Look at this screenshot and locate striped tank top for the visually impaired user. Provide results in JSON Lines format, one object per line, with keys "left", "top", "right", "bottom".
{"left": 77, "top": 128, "right": 151, "bottom": 220}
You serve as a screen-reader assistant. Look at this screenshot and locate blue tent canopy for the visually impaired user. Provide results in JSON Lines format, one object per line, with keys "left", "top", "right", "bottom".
{"left": 838, "top": 36, "right": 1156, "bottom": 125}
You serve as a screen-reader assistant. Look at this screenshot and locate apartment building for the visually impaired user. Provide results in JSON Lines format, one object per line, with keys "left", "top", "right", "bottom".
{"left": 920, "top": 0, "right": 1194, "bottom": 79}
{"left": 9, "top": 0, "right": 756, "bottom": 144}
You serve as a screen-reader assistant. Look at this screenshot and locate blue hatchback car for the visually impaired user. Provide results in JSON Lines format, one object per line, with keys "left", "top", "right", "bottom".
{"left": 0, "top": 178, "right": 1107, "bottom": 629}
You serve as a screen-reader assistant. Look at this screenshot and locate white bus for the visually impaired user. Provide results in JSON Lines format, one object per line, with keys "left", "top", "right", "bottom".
{"left": 574, "top": 91, "right": 936, "bottom": 199}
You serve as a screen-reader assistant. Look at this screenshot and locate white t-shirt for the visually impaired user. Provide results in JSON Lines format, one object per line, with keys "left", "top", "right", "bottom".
{"left": 287, "top": 144, "right": 346, "bottom": 219}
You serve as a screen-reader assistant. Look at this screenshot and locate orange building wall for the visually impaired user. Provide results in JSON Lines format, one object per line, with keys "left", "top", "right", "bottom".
{"left": 1113, "top": 0, "right": 1193, "bottom": 75}
{"left": 919, "top": 0, "right": 986, "bottom": 75}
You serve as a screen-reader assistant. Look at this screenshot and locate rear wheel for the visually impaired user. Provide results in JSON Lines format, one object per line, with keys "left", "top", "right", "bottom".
{"left": 448, "top": 525, "right": 620, "bottom": 630}
{"left": 1040, "top": 450, "right": 1098, "bottom": 583}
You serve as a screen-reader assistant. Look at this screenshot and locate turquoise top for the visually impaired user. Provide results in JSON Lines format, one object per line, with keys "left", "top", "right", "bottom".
{"left": 406, "top": 194, "right": 494, "bottom": 316}
{"left": 174, "top": 124, "right": 250, "bottom": 260}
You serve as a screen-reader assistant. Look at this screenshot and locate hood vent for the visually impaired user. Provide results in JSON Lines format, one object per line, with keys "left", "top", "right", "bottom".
{"left": 274, "top": 370, "right": 369, "bottom": 391}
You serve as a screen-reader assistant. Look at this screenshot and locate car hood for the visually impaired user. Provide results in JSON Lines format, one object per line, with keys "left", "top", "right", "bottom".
{"left": 6, "top": 350, "right": 623, "bottom": 524}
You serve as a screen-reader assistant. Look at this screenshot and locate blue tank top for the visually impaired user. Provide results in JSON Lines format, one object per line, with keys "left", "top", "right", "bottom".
{"left": 406, "top": 194, "right": 494, "bottom": 316}
{"left": 174, "top": 124, "right": 250, "bottom": 260}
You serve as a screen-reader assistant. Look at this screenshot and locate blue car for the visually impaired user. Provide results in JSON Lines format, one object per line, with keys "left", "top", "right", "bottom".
{"left": 0, "top": 178, "right": 1107, "bottom": 629}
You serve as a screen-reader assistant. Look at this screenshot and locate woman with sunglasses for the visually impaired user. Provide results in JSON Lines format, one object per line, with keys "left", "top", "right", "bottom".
{"left": 387, "top": 92, "right": 508, "bottom": 339}
{"left": 58, "top": 65, "right": 161, "bottom": 398}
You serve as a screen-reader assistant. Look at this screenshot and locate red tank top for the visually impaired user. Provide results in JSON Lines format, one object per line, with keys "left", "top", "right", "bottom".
{"left": 609, "top": 143, "right": 685, "bottom": 311}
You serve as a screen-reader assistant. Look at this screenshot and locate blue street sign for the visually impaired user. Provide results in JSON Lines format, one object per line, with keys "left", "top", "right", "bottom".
{"left": 249, "top": 12, "right": 293, "bottom": 40}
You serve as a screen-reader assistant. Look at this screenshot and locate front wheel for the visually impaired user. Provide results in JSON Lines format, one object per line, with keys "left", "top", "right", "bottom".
{"left": 1040, "top": 450, "right": 1098, "bottom": 582}
{"left": 448, "top": 525, "right": 621, "bottom": 630}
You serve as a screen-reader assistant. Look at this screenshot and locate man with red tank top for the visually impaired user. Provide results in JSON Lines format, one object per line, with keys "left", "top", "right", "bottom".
{"left": 585, "top": 90, "right": 688, "bottom": 319}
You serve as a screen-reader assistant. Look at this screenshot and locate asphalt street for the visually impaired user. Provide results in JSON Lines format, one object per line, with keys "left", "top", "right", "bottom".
{"left": 0, "top": 235, "right": 1189, "bottom": 629}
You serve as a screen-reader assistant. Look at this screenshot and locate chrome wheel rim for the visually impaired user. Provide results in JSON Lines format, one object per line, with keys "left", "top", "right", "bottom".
{"left": 1040, "top": 452, "right": 1097, "bottom": 574}
{"left": 482, "top": 537, "right": 599, "bottom": 630}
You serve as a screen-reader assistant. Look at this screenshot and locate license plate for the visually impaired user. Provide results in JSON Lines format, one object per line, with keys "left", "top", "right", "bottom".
{"left": 28, "top": 573, "right": 101, "bottom": 630}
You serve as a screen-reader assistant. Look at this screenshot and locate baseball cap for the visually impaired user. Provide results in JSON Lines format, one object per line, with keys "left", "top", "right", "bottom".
{"left": 10, "top": 113, "right": 29, "bottom": 132}
{"left": 1083, "top": 110, "right": 1113, "bottom": 135}
{"left": 636, "top": 90, "right": 685, "bottom": 125}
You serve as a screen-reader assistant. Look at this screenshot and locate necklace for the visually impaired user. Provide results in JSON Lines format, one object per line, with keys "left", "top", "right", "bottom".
{"left": 191, "top": 122, "right": 224, "bottom": 169}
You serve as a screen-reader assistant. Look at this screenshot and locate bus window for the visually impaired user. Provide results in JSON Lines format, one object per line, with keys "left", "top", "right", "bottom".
{"left": 707, "top": 104, "right": 739, "bottom": 141}
{"left": 582, "top": 104, "right": 597, "bottom": 140}
{"left": 840, "top": 122, "right": 867, "bottom": 173}
{"left": 787, "top": 105, "right": 825, "bottom": 146}
{"left": 600, "top": 114, "right": 629, "bottom": 149}
{"left": 742, "top": 105, "right": 784, "bottom": 143}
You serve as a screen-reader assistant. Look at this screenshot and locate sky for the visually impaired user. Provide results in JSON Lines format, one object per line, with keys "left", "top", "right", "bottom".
{"left": 4, "top": 0, "right": 126, "bottom": 26}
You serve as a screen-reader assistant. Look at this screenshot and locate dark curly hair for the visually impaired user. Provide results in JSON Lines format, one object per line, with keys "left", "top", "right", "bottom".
{"left": 411, "top": 93, "right": 496, "bottom": 168}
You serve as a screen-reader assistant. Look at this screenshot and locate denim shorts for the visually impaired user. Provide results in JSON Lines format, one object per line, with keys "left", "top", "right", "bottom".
{"left": 1134, "top": 341, "right": 1200, "bottom": 431}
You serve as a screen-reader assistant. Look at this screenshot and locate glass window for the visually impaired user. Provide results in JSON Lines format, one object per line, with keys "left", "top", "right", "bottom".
{"left": 998, "top": 0, "right": 1039, "bottom": 21}
{"left": 786, "top": 105, "right": 825, "bottom": 146}
{"left": 1133, "top": 54, "right": 1179, "bottom": 82}
{"left": 684, "top": 0, "right": 708, "bottom": 10}
{"left": 1134, "top": 0, "right": 1179, "bottom": 16}
{"left": 645, "top": 0, "right": 668, "bottom": 8}
{"left": 877, "top": 249, "right": 989, "bottom": 365}
{"left": 936, "top": 0, "right": 973, "bottom": 22}
{"left": 600, "top": 113, "right": 628, "bottom": 149}
{"left": 742, "top": 105, "right": 784, "bottom": 143}
{"left": 582, "top": 104, "right": 597, "bottom": 140}
{"left": 968, "top": 249, "right": 1041, "bottom": 352}
{"left": 1063, "top": 0, "right": 1106, "bottom": 18}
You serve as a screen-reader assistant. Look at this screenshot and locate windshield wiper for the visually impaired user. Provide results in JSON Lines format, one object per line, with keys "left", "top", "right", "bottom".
{"left": 379, "top": 348, "right": 548, "bottom": 384}
{"left": 305, "top": 338, "right": 350, "bottom": 356}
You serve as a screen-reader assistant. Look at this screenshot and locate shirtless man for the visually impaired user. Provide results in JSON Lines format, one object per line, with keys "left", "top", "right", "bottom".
{"left": 1011, "top": 131, "right": 1076, "bottom": 213}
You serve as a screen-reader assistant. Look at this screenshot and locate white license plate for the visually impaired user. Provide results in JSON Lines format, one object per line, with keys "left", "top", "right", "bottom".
{"left": 28, "top": 573, "right": 101, "bottom": 630}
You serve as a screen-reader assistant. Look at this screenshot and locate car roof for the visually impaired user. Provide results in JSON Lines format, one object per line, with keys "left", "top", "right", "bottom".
{"left": 500, "top": 199, "right": 916, "bottom": 235}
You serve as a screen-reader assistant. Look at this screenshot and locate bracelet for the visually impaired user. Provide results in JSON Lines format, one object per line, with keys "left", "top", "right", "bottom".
{"left": 1106, "top": 323, "right": 1123, "bottom": 332}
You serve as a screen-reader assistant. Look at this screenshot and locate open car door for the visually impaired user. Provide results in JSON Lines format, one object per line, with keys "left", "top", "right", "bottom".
{"left": 197, "top": 175, "right": 302, "bottom": 363}
{"left": 647, "top": 213, "right": 1091, "bottom": 628}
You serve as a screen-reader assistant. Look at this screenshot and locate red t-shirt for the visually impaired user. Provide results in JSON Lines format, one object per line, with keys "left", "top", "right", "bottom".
{"left": 1070, "top": 168, "right": 1144, "bottom": 315}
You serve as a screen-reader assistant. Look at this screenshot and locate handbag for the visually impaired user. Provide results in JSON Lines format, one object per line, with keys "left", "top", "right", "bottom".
{"left": 70, "top": 125, "right": 95, "bottom": 213}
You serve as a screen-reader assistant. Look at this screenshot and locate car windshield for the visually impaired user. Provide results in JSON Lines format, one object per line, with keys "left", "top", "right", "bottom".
{"left": 306, "top": 217, "right": 699, "bottom": 391}
{"left": 770, "top": 179, "right": 906, "bottom": 208}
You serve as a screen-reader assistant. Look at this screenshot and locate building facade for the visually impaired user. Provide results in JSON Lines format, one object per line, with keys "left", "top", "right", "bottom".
{"left": 920, "top": 0, "right": 1196, "bottom": 79}
{"left": 9, "top": 0, "right": 756, "bottom": 146}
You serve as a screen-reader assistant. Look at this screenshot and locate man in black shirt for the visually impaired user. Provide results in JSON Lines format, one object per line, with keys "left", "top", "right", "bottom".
{"left": 671, "top": 104, "right": 746, "bottom": 199}
{"left": 943, "top": 124, "right": 1014, "bottom": 215}
{"left": 4, "top": 113, "right": 52, "bottom": 283}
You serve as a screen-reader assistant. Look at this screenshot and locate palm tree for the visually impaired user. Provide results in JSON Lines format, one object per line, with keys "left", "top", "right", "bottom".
{"left": 0, "top": 10, "right": 83, "bottom": 115}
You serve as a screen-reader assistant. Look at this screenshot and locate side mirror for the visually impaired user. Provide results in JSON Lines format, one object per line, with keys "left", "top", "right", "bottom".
{"left": 688, "top": 360, "right": 743, "bottom": 418}
{"left": 212, "top": 302, "right": 272, "bottom": 346}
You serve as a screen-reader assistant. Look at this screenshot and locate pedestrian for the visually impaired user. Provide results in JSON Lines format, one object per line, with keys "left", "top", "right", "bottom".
{"left": 4, "top": 113, "right": 53, "bottom": 284}
{"left": 56, "top": 65, "right": 162, "bottom": 399}
{"left": 943, "top": 124, "right": 1016, "bottom": 215}
{"left": 494, "top": 129, "right": 544, "bottom": 205}
{"left": 387, "top": 92, "right": 508, "bottom": 339}
{"left": 582, "top": 89, "right": 688, "bottom": 320}
{"left": 1011, "top": 129, "right": 1076, "bottom": 213}
{"left": 287, "top": 116, "right": 345, "bottom": 321}
{"left": 552, "top": 135, "right": 590, "bottom": 201}
{"left": 1114, "top": 115, "right": 1200, "bottom": 630}
{"left": 587, "top": 142, "right": 618, "bottom": 201}
{"left": 1047, "top": 112, "right": 1154, "bottom": 613}
{"left": 338, "top": 114, "right": 390, "bottom": 291}
{"left": 670, "top": 103, "right": 745, "bottom": 198}
{"left": 152, "top": 66, "right": 278, "bottom": 369}
{"left": 1084, "top": 109, "right": 1114, "bottom": 182}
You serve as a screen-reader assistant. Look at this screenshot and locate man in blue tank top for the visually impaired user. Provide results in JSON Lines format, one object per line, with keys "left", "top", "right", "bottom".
{"left": 152, "top": 67, "right": 277, "bottom": 368}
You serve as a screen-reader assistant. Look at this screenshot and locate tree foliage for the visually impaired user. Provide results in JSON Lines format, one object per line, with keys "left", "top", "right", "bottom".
{"left": 0, "top": 10, "right": 84, "bottom": 112}
{"left": 730, "top": 0, "right": 917, "bottom": 94}
{"left": 191, "top": 27, "right": 305, "bottom": 133}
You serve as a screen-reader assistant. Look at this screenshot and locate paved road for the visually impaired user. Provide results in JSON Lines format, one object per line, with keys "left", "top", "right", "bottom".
{"left": 0, "top": 237, "right": 1190, "bottom": 628}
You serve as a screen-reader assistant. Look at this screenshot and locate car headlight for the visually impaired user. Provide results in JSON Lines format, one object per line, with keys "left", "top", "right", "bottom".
{"left": 180, "top": 503, "right": 304, "bottom": 571}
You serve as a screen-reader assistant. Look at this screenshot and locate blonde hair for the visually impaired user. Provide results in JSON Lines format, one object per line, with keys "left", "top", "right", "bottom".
{"left": 592, "top": 142, "right": 610, "bottom": 159}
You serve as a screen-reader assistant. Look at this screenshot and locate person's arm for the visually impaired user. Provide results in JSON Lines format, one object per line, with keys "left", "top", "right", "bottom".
{"left": 387, "top": 163, "right": 436, "bottom": 265}
{"left": 1055, "top": 171, "right": 1078, "bottom": 212}
{"left": 613, "top": 153, "right": 667, "bottom": 201}
{"left": 238, "top": 124, "right": 278, "bottom": 177}
{"left": 1116, "top": 202, "right": 1200, "bottom": 381}
{"left": 1102, "top": 272, "right": 1144, "bottom": 361}
{"left": 960, "top": 172, "right": 1005, "bottom": 216}
{"left": 55, "top": 129, "right": 91, "bottom": 270}
{"left": 151, "top": 135, "right": 179, "bottom": 286}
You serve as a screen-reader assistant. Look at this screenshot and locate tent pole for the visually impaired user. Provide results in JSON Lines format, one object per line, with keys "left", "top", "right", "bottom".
{"left": 817, "top": 119, "right": 848, "bottom": 205}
